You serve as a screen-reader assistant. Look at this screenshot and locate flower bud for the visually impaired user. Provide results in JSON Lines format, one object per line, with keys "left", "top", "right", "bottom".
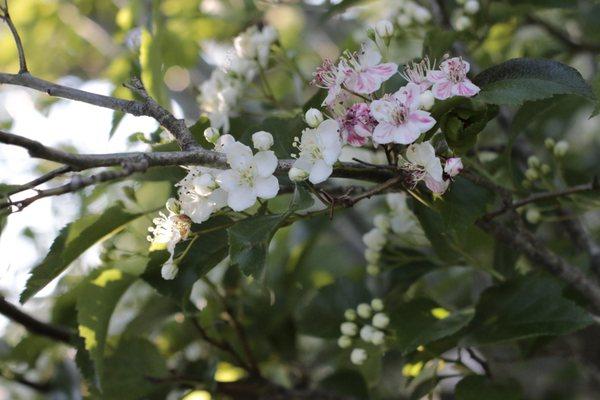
{"left": 364, "top": 249, "right": 380, "bottom": 264}
{"left": 373, "top": 214, "right": 391, "bottom": 232}
{"left": 344, "top": 309, "right": 357, "bottom": 321}
{"left": 397, "top": 14, "right": 412, "bottom": 28}
{"left": 526, "top": 208, "right": 541, "bottom": 224}
{"left": 357, "top": 303, "right": 372, "bottom": 319}
{"left": 204, "top": 127, "right": 220, "bottom": 144}
{"left": 350, "top": 348, "right": 367, "bottom": 365}
{"left": 252, "top": 130, "right": 274, "bottom": 151}
{"left": 444, "top": 158, "right": 463, "bottom": 177}
{"left": 521, "top": 179, "right": 532, "bottom": 189}
{"left": 544, "top": 138, "right": 556, "bottom": 149}
{"left": 372, "top": 312, "right": 390, "bottom": 329}
{"left": 338, "top": 336, "right": 352, "bottom": 349}
{"left": 366, "top": 264, "right": 380, "bottom": 275}
{"left": 554, "top": 141, "right": 569, "bottom": 157}
{"left": 527, "top": 156, "right": 540, "bottom": 168}
{"left": 375, "top": 20, "right": 394, "bottom": 39}
{"left": 305, "top": 108, "right": 324, "bottom": 128}
{"left": 161, "top": 261, "right": 178, "bottom": 280}
{"left": 363, "top": 228, "right": 386, "bottom": 251}
{"left": 419, "top": 90, "right": 435, "bottom": 110}
{"left": 464, "top": 0, "right": 480, "bottom": 15}
{"left": 525, "top": 168, "right": 539, "bottom": 181}
{"left": 288, "top": 167, "right": 309, "bottom": 182}
{"left": 214, "top": 134, "right": 235, "bottom": 152}
{"left": 371, "top": 298, "right": 384, "bottom": 311}
{"left": 360, "top": 325, "right": 376, "bottom": 342}
{"left": 412, "top": 6, "right": 432, "bottom": 24}
{"left": 541, "top": 164, "right": 551, "bottom": 175}
{"left": 340, "top": 322, "right": 358, "bottom": 336}
{"left": 366, "top": 27, "right": 377, "bottom": 42}
{"left": 455, "top": 15, "right": 471, "bottom": 31}
{"left": 371, "top": 330, "right": 385, "bottom": 346}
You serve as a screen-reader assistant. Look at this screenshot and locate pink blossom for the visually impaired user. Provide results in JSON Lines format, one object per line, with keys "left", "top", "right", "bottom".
{"left": 342, "top": 43, "right": 398, "bottom": 95}
{"left": 444, "top": 157, "right": 463, "bottom": 177}
{"left": 427, "top": 57, "right": 480, "bottom": 100}
{"left": 312, "top": 59, "right": 347, "bottom": 106}
{"left": 400, "top": 57, "right": 434, "bottom": 92}
{"left": 338, "top": 103, "right": 377, "bottom": 147}
{"left": 370, "top": 83, "right": 436, "bottom": 145}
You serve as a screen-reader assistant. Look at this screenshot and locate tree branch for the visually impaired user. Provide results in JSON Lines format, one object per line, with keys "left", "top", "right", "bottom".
{"left": 0, "top": 296, "right": 74, "bottom": 344}
{"left": 0, "top": 0, "right": 28, "bottom": 74}
{"left": 527, "top": 15, "right": 600, "bottom": 53}
{"left": 6, "top": 165, "right": 72, "bottom": 196}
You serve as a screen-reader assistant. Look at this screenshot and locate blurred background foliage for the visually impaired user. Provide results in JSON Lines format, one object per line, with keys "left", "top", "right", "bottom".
{"left": 1, "top": 0, "right": 600, "bottom": 399}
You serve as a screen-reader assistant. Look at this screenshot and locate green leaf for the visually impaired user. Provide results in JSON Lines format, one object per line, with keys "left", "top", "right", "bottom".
{"left": 20, "top": 204, "right": 146, "bottom": 303}
{"left": 140, "top": 27, "right": 168, "bottom": 108}
{"left": 109, "top": 110, "right": 125, "bottom": 139}
{"left": 463, "top": 277, "right": 593, "bottom": 345}
{"left": 297, "top": 278, "right": 369, "bottom": 338}
{"left": 289, "top": 183, "right": 314, "bottom": 212}
{"left": 101, "top": 338, "right": 168, "bottom": 400}
{"left": 474, "top": 58, "right": 595, "bottom": 106}
{"left": 319, "top": 370, "right": 369, "bottom": 400}
{"left": 455, "top": 376, "right": 522, "bottom": 400}
{"left": 76, "top": 267, "right": 137, "bottom": 385}
{"left": 142, "top": 216, "right": 231, "bottom": 307}
{"left": 592, "top": 72, "right": 600, "bottom": 117}
{"left": 411, "top": 202, "right": 460, "bottom": 263}
{"left": 439, "top": 177, "right": 494, "bottom": 237}
{"left": 389, "top": 298, "right": 473, "bottom": 355}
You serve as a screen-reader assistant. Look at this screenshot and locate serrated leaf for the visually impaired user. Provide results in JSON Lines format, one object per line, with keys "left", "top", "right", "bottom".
{"left": 439, "top": 177, "right": 494, "bottom": 236}
{"left": 101, "top": 338, "right": 168, "bottom": 400}
{"left": 389, "top": 298, "right": 473, "bottom": 355}
{"left": 20, "top": 204, "right": 146, "bottom": 303}
{"left": 463, "top": 277, "right": 593, "bottom": 345}
{"left": 76, "top": 267, "right": 137, "bottom": 387}
{"left": 455, "top": 376, "right": 522, "bottom": 400}
{"left": 474, "top": 58, "right": 595, "bottom": 106}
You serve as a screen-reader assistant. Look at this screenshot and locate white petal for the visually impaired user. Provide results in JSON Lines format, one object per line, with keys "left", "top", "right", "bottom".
{"left": 254, "top": 150, "right": 278, "bottom": 177}
{"left": 225, "top": 142, "right": 254, "bottom": 170}
{"left": 359, "top": 41, "right": 382, "bottom": 66}
{"left": 309, "top": 160, "right": 333, "bottom": 184}
{"left": 227, "top": 187, "right": 257, "bottom": 211}
{"left": 254, "top": 175, "right": 280, "bottom": 199}
{"left": 216, "top": 169, "right": 242, "bottom": 192}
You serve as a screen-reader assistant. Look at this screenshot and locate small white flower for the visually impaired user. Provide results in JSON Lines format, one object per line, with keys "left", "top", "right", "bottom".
{"left": 362, "top": 228, "right": 386, "bottom": 251}
{"left": 340, "top": 322, "right": 358, "bottom": 336}
{"left": 252, "top": 131, "right": 274, "bottom": 151}
{"left": 288, "top": 167, "right": 309, "bottom": 182}
{"left": 375, "top": 19, "right": 394, "bottom": 38}
{"left": 371, "top": 298, "right": 384, "bottom": 312}
{"left": 372, "top": 313, "right": 390, "bottom": 329}
{"left": 338, "top": 336, "right": 352, "bottom": 349}
{"left": 554, "top": 141, "right": 569, "bottom": 157}
{"left": 217, "top": 141, "right": 280, "bottom": 211}
{"left": 344, "top": 309, "right": 357, "bottom": 321}
{"left": 371, "top": 330, "right": 385, "bottom": 346}
{"left": 291, "top": 119, "right": 342, "bottom": 184}
{"left": 464, "top": 0, "right": 480, "bottom": 14}
{"left": 357, "top": 303, "right": 372, "bottom": 319}
{"left": 204, "top": 127, "right": 220, "bottom": 144}
{"left": 360, "top": 325, "right": 376, "bottom": 342}
{"left": 177, "top": 167, "right": 227, "bottom": 224}
{"left": 350, "top": 348, "right": 367, "bottom": 365}
{"left": 161, "top": 260, "right": 179, "bottom": 280}
{"left": 373, "top": 214, "right": 391, "bottom": 232}
{"left": 305, "top": 108, "right": 324, "bottom": 128}
{"left": 404, "top": 141, "right": 449, "bottom": 194}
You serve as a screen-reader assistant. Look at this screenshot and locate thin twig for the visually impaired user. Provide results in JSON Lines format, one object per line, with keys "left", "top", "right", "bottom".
{"left": 0, "top": 0, "right": 28, "bottom": 73}
{"left": 7, "top": 165, "right": 72, "bottom": 196}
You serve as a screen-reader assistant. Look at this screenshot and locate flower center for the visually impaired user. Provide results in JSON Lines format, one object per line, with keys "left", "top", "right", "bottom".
{"left": 239, "top": 166, "right": 256, "bottom": 186}
{"left": 391, "top": 101, "right": 409, "bottom": 125}
{"left": 446, "top": 59, "right": 466, "bottom": 84}
{"left": 312, "top": 59, "right": 338, "bottom": 88}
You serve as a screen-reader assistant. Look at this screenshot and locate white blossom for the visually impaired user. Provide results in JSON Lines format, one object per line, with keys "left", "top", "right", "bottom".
{"left": 464, "top": 0, "right": 480, "bottom": 14}
{"left": 291, "top": 119, "right": 342, "bottom": 184}
{"left": 177, "top": 167, "right": 227, "bottom": 224}
{"left": 217, "top": 141, "right": 280, "bottom": 211}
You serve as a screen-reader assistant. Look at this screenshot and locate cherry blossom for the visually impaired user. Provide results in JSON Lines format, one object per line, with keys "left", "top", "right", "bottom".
{"left": 341, "top": 43, "right": 398, "bottom": 95}
{"left": 427, "top": 57, "right": 480, "bottom": 100}
{"left": 291, "top": 119, "right": 343, "bottom": 184}
{"left": 217, "top": 141, "right": 280, "bottom": 211}
{"left": 370, "top": 83, "right": 436, "bottom": 145}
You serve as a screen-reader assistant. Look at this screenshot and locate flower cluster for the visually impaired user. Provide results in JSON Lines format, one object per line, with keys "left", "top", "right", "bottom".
{"left": 291, "top": 38, "right": 476, "bottom": 191}
{"left": 453, "top": 0, "right": 481, "bottom": 31}
{"left": 198, "top": 25, "right": 278, "bottom": 132}
{"left": 392, "top": 1, "right": 432, "bottom": 28}
{"left": 338, "top": 299, "right": 390, "bottom": 366}
{"left": 147, "top": 129, "right": 280, "bottom": 280}
{"left": 363, "top": 193, "right": 429, "bottom": 275}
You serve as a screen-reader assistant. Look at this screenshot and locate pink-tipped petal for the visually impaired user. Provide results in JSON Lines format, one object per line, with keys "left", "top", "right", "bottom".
{"left": 393, "top": 122, "right": 421, "bottom": 145}
{"left": 432, "top": 81, "right": 453, "bottom": 100}
{"left": 426, "top": 70, "right": 446, "bottom": 83}
{"left": 409, "top": 110, "right": 436, "bottom": 132}
{"left": 372, "top": 123, "right": 396, "bottom": 144}
{"left": 454, "top": 79, "right": 480, "bottom": 97}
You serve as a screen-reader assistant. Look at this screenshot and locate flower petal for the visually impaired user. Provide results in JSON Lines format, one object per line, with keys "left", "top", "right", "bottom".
{"left": 424, "top": 175, "right": 449, "bottom": 194}
{"left": 426, "top": 70, "right": 446, "bottom": 83}
{"left": 309, "top": 159, "right": 333, "bottom": 184}
{"left": 254, "top": 175, "right": 280, "bottom": 199}
{"left": 408, "top": 110, "right": 436, "bottom": 132}
{"left": 216, "top": 169, "right": 241, "bottom": 192}
{"left": 227, "top": 187, "right": 256, "bottom": 211}
{"left": 432, "top": 81, "right": 453, "bottom": 100}
{"left": 453, "top": 79, "right": 480, "bottom": 97}
{"left": 225, "top": 142, "right": 254, "bottom": 170}
{"left": 372, "top": 123, "right": 396, "bottom": 144}
{"left": 392, "top": 122, "right": 422, "bottom": 145}
{"left": 254, "top": 150, "right": 278, "bottom": 177}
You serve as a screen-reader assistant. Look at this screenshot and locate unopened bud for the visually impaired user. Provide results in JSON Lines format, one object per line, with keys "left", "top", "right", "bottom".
{"left": 545, "top": 138, "right": 556, "bottom": 149}
{"left": 375, "top": 20, "right": 394, "bottom": 39}
{"left": 372, "top": 312, "right": 390, "bottom": 329}
{"left": 371, "top": 330, "right": 385, "bottom": 345}
{"left": 204, "top": 127, "right": 220, "bottom": 144}
{"left": 526, "top": 208, "right": 541, "bottom": 224}
{"left": 412, "top": 6, "right": 432, "bottom": 24}
{"left": 305, "top": 108, "right": 324, "bottom": 128}
{"left": 397, "top": 14, "right": 412, "bottom": 27}
{"left": 288, "top": 167, "right": 309, "bottom": 182}
{"left": 554, "top": 141, "right": 569, "bottom": 157}
{"left": 541, "top": 164, "right": 551, "bottom": 175}
{"left": 419, "top": 90, "right": 435, "bottom": 110}
{"left": 350, "top": 348, "right": 367, "bottom": 365}
{"left": 338, "top": 336, "right": 352, "bottom": 349}
{"left": 371, "top": 298, "right": 384, "bottom": 311}
{"left": 455, "top": 15, "right": 471, "bottom": 31}
{"left": 464, "top": 0, "right": 480, "bottom": 15}
{"left": 373, "top": 214, "right": 391, "bottom": 232}
{"left": 357, "top": 303, "right": 372, "bottom": 319}
{"left": 340, "top": 322, "right": 358, "bottom": 336}
{"left": 527, "top": 156, "right": 540, "bottom": 168}
{"left": 161, "top": 261, "right": 178, "bottom": 280}
{"left": 344, "top": 309, "right": 357, "bottom": 321}
{"left": 252, "top": 130, "right": 274, "bottom": 151}
{"left": 366, "top": 264, "right": 380, "bottom": 275}
{"left": 525, "top": 168, "right": 539, "bottom": 181}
